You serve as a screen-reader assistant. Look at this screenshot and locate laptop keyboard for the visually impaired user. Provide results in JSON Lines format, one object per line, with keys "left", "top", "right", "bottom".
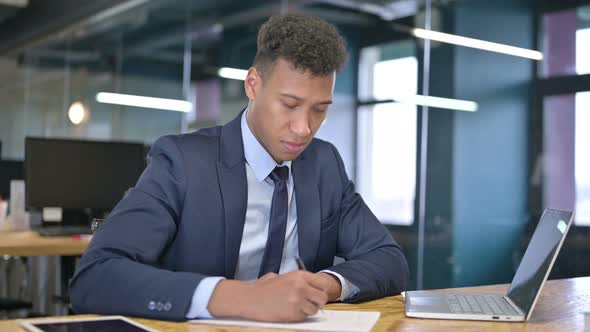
{"left": 447, "top": 294, "right": 518, "bottom": 315}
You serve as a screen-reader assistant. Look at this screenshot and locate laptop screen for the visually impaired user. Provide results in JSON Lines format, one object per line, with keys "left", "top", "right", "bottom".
{"left": 506, "top": 209, "right": 573, "bottom": 316}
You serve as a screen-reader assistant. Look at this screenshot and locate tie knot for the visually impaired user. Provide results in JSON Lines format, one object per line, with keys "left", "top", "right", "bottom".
{"left": 269, "top": 166, "right": 289, "bottom": 184}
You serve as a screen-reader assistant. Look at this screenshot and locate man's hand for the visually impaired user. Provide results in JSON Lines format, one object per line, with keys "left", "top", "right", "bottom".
{"left": 207, "top": 270, "right": 329, "bottom": 322}
{"left": 313, "top": 272, "right": 343, "bottom": 302}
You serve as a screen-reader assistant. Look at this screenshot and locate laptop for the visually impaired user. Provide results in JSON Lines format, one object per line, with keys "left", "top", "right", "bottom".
{"left": 405, "top": 208, "right": 574, "bottom": 322}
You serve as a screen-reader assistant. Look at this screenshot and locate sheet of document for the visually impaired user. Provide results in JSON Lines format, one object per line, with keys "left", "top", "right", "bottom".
{"left": 190, "top": 309, "right": 380, "bottom": 332}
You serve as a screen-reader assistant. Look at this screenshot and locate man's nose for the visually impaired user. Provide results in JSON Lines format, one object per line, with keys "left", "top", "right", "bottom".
{"left": 290, "top": 111, "right": 312, "bottom": 137}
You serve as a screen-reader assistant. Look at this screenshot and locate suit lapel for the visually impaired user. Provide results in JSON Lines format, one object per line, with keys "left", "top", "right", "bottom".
{"left": 217, "top": 111, "right": 248, "bottom": 278}
{"left": 292, "top": 156, "right": 321, "bottom": 272}
{"left": 217, "top": 162, "right": 247, "bottom": 279}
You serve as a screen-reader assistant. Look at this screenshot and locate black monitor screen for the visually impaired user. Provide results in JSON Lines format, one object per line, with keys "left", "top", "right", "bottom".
{"left": 0, "top": 160, "right": 24, "bottom": 200}
{"left": 25, "top": 137, "right": 146, "bottom": 210}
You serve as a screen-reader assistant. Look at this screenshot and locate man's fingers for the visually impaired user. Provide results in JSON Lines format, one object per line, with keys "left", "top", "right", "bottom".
{"left": 259, "top": 272, "right": 278, "bottom": 281}
{"left": 304, "top": 283, "right": 328, "bottom": 309}
{"left": 302, "top": 272, "right": 329, "bottom": 293}
{"left": 299, "top": 299, "right": 320, "bottom": 316}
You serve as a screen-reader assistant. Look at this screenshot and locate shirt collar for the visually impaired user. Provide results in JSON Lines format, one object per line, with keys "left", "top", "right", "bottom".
{"left": 241, "top": 108, "right": 291, "bottom": 183}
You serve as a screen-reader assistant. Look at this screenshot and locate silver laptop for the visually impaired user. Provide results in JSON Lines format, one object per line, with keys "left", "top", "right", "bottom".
{"left": 405, "top": 208, "right": 574, "bottom": 322}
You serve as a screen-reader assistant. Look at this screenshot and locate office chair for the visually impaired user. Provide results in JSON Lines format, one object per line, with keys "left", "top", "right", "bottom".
{"left": 90, "top": 218, "right": 103, "bottom": 234}
{"left": 58, "top": 219, "right": 100, "bottom": 315}
{"left": 0, "top": 256, "right": 33, "bottom": 319}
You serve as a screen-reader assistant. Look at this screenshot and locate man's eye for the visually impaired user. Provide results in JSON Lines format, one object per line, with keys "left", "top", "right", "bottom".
{"left": 282, "top": 102, "right": 297, "bottom": 109}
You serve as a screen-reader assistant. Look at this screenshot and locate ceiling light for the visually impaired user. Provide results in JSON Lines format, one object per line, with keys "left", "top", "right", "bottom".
{"left": 218, "top": 67, "right": 248, "bottom": 80}
{"left": 382, "top": 94, "right": 478, "bottom": 112}
{"left": 96, "top": 92, "right": 192, "bottom": 112}
{"left": 412, "top": 28, "right": 543, "bottom": 60}
{"left": 68, "top": 101, "right": 88, "bottom": 125}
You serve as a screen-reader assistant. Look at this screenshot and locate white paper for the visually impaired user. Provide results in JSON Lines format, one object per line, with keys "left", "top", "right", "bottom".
{"left": 584, "top": 305, "right": 590, "bottom": 332}
{"left": 190, "top": 309, "right": 380, "bottom": 332}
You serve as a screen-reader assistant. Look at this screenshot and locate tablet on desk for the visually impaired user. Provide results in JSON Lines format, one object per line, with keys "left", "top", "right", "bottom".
{"left": 21, "top": 316, "right": 158, "bottom": 332}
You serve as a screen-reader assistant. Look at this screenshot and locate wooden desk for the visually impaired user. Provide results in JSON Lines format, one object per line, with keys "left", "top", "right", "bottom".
{"left": 1, "top": 277, "right": 588, "bottom": 331}
{"left": 0, "top": 230, "right": 90, "bottom": 310}
{"left": 0, "top": 231, "right": 89, "bottom": 256}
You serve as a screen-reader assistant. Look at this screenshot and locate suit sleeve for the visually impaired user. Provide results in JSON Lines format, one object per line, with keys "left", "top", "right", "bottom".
{"left": 69, "top": 136, "right": 205, "bottom": 321}
{"left": 324, "top": 144, "right": 409, "bottom": 302}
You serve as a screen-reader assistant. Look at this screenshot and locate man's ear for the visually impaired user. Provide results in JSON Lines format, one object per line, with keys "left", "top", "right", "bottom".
{"left": 244, "top": 67, "right": 261, "bottom": 100}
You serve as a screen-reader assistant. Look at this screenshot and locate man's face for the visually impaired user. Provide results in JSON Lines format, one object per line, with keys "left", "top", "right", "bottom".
{"left": 244, "top": 58, "right": 335, "bottom": 163}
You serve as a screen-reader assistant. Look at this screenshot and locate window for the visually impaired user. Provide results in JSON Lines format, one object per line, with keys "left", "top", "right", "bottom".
{"left": 542, "top": 91, "right": 590, "bottom": 226}
{"left": 541, "top": 5, "right": 590, "bottom": 77}
{"left": 577, "top": 28, "right": 590, "bottom": 74}
{"left": 357, "top": 42, "right": 417, "bottom": 225}
{"left": 575, "top": 91, "right": 590, "bottom": 224}
{"left": 538, "top": 3, "right": 590, "bottom": 226}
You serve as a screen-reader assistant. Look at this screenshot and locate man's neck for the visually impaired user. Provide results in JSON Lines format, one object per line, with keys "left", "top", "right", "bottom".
{"left": 245, "top": 106, "right": 283, "bottom": 164}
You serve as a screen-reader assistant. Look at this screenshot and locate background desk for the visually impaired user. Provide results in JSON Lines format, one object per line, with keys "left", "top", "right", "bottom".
{"left": 1, "top": 277, "right": 588, "bottom": 331}
{"left": 0, "top": 231, "right": 90, "bottom": 315}
{"left": 0, "top": 231, "right": 89, "bottom": 256}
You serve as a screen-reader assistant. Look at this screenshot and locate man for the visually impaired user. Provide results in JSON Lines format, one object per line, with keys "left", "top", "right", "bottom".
{"left": 70, "top": 14, "right": 409, "bottom": 322}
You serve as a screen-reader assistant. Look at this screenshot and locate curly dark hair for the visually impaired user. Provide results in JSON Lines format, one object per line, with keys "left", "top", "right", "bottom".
{"left": 254, "top": 14, "right": 348, "bottom": 77}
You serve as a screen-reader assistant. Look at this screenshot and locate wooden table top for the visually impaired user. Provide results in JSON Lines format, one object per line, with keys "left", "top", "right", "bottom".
{"left": 0, "top": 230, "right": 90, "bottom": 256}
{"left": 1, "top": 277, "right": 589, "bottom": 331}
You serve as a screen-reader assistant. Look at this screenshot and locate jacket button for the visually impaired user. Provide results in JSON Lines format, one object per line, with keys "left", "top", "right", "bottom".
{"left": 164, "top": 302, "right": 172, "bottom": 311}
{"left": 156, "top": 302, "right": 164, "bottom": 311}
{"left": 148, "top": 301, "right": 156, "bottom": 311}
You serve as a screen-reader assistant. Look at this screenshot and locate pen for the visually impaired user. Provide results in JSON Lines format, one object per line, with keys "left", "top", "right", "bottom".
{"left": 295, "top": 256, "right": 325, "bottom": 314}
{"left": 295, "top": 256, "right": 307, "bottom": 271}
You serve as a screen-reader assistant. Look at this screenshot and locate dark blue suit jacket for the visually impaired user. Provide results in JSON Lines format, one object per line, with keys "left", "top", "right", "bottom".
{"left": 69, "top": 111, "right": 409, "bottom": 321}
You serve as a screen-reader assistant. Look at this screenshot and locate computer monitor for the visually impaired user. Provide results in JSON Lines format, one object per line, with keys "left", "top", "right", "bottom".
{"left": 0, "top": 160, "right": 24, "bottom": 201}
{"left": 25, "top": 137, "right": 146, "bottom": 211}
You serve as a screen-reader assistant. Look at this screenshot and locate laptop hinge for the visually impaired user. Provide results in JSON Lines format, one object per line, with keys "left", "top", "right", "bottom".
{"left": 504, "top": 296, "right": 526, "bottom": 317}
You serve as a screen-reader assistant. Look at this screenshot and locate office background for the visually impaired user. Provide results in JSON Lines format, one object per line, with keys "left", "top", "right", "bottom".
{"left": 0, "top": 0, "right": 589, "bottom": 318}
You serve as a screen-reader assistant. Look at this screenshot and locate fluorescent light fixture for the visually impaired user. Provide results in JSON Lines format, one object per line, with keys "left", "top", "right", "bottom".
{"left": 389, "top": 94, "right": 478, "bottom": 112}
{"left": 218, "top": 67, "right": 248, "bottom": 80}
{"left": 96, "top": 92, "right": 192, "bottom": 112}
{"left": 412, "top": 28, "right": 543, "bottom": 60}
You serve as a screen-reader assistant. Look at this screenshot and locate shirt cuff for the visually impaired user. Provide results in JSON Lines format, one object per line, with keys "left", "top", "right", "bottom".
{"left": 320, "top": 270, "right": 360, "bottom": 301}
{"left": 185, "top": 276, "right": 225, "bottom": 319}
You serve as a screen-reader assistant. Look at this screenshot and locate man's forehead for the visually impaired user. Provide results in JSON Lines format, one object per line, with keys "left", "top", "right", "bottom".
{"left": 265, "top": 58, "right": 335, "bottom": 79}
